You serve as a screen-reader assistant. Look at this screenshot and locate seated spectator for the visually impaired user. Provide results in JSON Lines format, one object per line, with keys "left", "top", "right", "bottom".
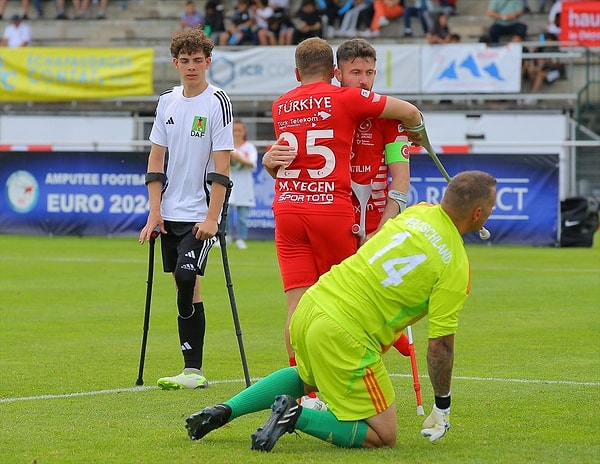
{"left": 522, "top": 46, "right": 565, "bottom": 102}
{"left": 53, "top": 0, "right": 95, "bottom": 19}
{"left": 204, "top": 0, "right": 226, "bottom": 43}
{"left": 219, "top": 0, "right": 256, "bottom": 46}
{"left": 545, "top": 0, "right": 561, "bottom": 40}
{"left": 252, "top": 0, "right": 276, "bottom": 45}
{"left": 181, "top": 0, "right": 203, "bottom": 30}
{"left": 267, "top": 0, "right": 295, "bottom": 43}
{"left": 487, "top": 0, "right": 527, "bottom": 44}
{"left": 316, "top": 0, "right": 345, "bottom": 38}
{"left": 293, "top": 0, "right": 323, "bottom": 44}
{"left": 264, "top": 8, "right": 295, "bottom": 44}
{"left": 354, "top": 0, "right": 374, "bottom": 36}
{"left": 1, "top": 13, "right": 30, "bottom": 47}
{"left": 0, "top": 0, "right": 40, "bottom": 20}
{"left": 403, "top": 0, "right": 432, "bottom": 37}
{"left": 436, "top": 0, "right": 456, "bottom": 16}
{"left": 336, "top": 0, "right": 371, "bottom": 37}
{"left": 426, "top": 11, "right": 452, "bottom": 44}
{"left": 369, "top": 0, "right": 403, "bottom": 37}
{"left": 95, "top": 0, "right": 109, "bottom": 19}
{"left": 449, "top": 32, "right": 461, "bottom": 42}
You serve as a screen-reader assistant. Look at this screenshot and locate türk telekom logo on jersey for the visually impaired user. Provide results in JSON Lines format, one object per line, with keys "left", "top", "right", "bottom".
{"left": 5, "top": 170, "right": 39, "bottom": 213}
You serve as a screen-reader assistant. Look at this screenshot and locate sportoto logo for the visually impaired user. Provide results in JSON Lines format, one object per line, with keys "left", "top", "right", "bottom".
{"left": 5, "top": 170, "right": 39, "bottom": 213}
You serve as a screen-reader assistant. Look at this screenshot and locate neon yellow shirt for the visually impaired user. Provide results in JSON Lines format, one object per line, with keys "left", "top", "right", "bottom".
{"left": 303, "top": 203, "right": 471, "bottom": 353}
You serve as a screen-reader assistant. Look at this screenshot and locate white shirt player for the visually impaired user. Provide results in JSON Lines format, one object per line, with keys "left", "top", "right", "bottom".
{"left": 149, "top": 84, "right": 234, "bottom": 223}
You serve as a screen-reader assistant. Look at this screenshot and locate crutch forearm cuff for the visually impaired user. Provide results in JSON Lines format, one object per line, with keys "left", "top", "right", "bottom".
{"left": 404, "top": 111, "right": 425, "bottom": 132}
{"left": 207, "top": 172, "right": 231, "bottom": 188}
{"left": 145, "top": 172, "right": 167, "bottom": 185}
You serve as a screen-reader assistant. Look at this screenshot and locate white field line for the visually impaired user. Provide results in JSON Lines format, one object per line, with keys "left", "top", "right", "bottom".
{"left": 0, "top": 255, "right": 598, "bottom": 274}
{"left": 1, "top": 374, "right": 598, "bottom": 404}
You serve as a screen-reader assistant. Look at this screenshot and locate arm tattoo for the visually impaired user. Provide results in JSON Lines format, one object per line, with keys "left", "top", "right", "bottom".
{"left": 427, "top": 335, "right": 454, "bottom": 397}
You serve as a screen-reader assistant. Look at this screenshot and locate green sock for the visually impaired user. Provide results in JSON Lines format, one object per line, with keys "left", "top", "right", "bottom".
{"left": 224, "top": 367, "right": 304, "bottom": 420}
{"left": 296, "top": 408, "right": 368, "bottom": 448}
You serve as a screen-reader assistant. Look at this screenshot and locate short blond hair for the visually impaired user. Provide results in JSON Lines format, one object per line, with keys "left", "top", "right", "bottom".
{"left": 295, "top": 37, "right": 334, "bottom": 79}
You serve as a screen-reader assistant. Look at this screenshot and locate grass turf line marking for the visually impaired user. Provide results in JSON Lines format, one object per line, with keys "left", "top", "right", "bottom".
{"left": 1, "top": 375, "right": 598, "bottom": 404}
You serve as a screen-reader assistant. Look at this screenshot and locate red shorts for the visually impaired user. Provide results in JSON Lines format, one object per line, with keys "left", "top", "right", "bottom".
{"left": 274, "top": 212, "right": 357, "bottom": 291}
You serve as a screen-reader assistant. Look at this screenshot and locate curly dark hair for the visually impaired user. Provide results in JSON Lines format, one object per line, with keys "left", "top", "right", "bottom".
{"left": 170, "top": 27, "right": 214, "bottom": 59}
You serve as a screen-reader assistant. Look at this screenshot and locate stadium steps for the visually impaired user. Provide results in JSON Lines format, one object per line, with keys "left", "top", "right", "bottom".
{"left": 0, "top": 0, "right": 552, "bottom": 47}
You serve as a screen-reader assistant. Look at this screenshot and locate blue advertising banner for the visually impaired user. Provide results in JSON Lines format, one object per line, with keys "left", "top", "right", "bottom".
{"left": 0, "top": 151, "right": 148, "bottom": 236}
{"left": 248, "top": 152, "right": 560, "bottom": 246}
{"left": 0, "top": 151, "right": 558, "bottom": 245}
{"left": 405, "top": 153, "right": 559, "bottom": 245}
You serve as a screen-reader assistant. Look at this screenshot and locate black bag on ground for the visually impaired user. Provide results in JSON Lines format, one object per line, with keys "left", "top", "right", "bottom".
{"left": 560, "top": 197, "right": 599, "bottom": 247}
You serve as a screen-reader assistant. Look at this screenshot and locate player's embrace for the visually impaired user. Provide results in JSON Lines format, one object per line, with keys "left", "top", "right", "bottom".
{"left": 262, "top": 37, "right": 423, "bottom": 366}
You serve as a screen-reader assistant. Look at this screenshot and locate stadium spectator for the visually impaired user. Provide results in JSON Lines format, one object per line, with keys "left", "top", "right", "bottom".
{"left": 487, "top": 0, "right": 527, "bottom": 44}
{"left": 180, "top": 0, "right": 203, "bottom": 30}
{"left": 436, "top": 0, "right": 456, "bottom": 15}
{"left": 426, "top": 10, "right": 453, "bottom": 44}
{"left": 403, "top": 0, "right": 432, "bottom": 37}
{"left": 293, "top": 0, "right": 323, "bottom": 44}
{"left": 218, "top": 0, "right": 256, "bottom": 46}
{"left": 317, "top": 0, "right": 345, "bottom": 38}
{"left": 260, "top": 37, "right": 422, "bottom": 367}
{"left": 522, "top": 46, "right": 565, "bottom": 103}
{"left": 369, "top": 0, "right": 403, "bottom": 37}
{"left": 1, "top": 13, "right": 30, "bottom": 47}
{"left": 545, "top": 0, "right": 561, "bottom": 39}
{"left": 139, "top": 28, "right": 234, "bottom": 391}
{"left": 186, "top": 169, "right": 498, "bottom": 451}
{"left": 204, "top": 0, "right": 226, "bottom": 43}
{"left": 335, "top": 0, "right": 372, "bottom": 38}
{"left": 227, "top": 119, "right": 257, "bottom": 250}
{"left": 54, "top": 0, "right": 97, "bottom": 19}
{"left": 252, "top": 0, "right": 276, "bottom": 45}
{"left": 0, "top": 0, "right": 37, "bottom": 19}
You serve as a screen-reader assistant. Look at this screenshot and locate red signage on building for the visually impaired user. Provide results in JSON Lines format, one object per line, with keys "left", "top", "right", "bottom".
{"left": 560, "top": 1, "right": 600, "bottom": 48}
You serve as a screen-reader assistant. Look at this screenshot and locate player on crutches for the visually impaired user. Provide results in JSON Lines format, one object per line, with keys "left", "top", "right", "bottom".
{"left": 137, "top": 27, "right": 246, "bottom": 390}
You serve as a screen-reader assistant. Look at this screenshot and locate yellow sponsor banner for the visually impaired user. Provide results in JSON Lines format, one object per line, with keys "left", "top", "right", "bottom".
{"left": 0, "top": 47, "right": 154, "bottom": 102}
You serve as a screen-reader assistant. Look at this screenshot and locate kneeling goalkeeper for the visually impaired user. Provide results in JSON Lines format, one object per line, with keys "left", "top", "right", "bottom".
{"left": 185, "top": 170, "right": 497, "bottom": 450}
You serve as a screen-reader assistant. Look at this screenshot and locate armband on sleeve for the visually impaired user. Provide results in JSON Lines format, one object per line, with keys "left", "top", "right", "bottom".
{"left": 206, "top": 172, "right": 232, "bottom": 188}
{"left": 384, "top": 141, "right": 411, "bottom": 165}
{"left": 145, "top": 172, "right": 167, "bottom": 185}
{"left": 388, "top": 190, "right": 407, "bottom": 214}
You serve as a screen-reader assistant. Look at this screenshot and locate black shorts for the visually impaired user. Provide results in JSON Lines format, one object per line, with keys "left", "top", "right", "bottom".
{"left": 160, "top": 221, "right": 215, "bottom": 276}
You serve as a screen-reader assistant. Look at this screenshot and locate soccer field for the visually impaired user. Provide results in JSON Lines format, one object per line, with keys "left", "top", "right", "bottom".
{"left": 1, "top": 234, "right": 599, "bottom": 464}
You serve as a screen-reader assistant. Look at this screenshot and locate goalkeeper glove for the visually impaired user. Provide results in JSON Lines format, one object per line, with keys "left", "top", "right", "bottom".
{"left": 421, "top": 405, "right": 450, "bottom": 442}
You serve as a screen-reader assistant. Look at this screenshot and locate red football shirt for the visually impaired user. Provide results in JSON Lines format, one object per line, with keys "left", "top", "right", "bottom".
{"left": 271, "top": 81, "right": 387, "bottom": 216}
{"left": 350, "top": 117, "right": 408, "bottom": 234}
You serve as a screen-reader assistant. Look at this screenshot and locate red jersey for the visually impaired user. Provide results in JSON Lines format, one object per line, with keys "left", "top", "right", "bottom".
{"left": 271, "top": 81, "right": 387, "bottom": 216}
{"left": 350, "top": 117, "right": 408, "bottom": 234}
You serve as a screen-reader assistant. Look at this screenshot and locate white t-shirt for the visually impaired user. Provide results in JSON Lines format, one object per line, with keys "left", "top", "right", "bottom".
{"left": 149, "top": 84, "right": 234, "bottom": 222}
{"left": 229, "top": 140, "right": 257, "bottom": 207}
{"left": 2, "top": 22, "right": 31, "bottom": 48}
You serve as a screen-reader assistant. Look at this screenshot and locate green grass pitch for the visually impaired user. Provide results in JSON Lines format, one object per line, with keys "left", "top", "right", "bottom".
{"left": 1, "top": 233, "right": 599, "bottom": 464}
